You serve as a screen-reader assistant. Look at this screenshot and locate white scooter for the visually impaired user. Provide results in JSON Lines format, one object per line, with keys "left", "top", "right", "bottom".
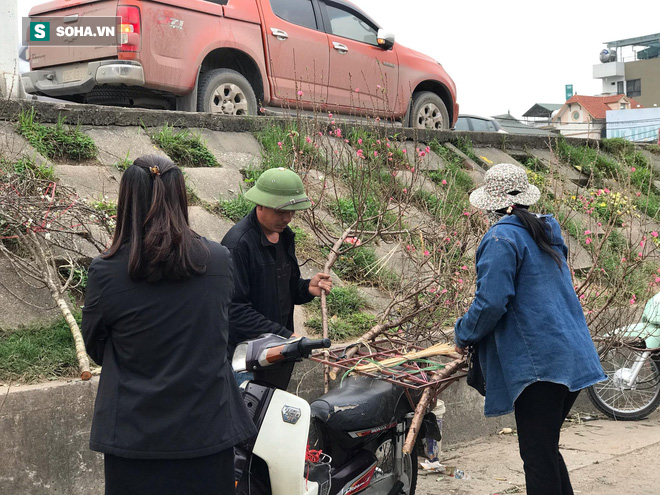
{"left": 232, "top": 334, "right": 439, "bottom": 495}
{"left": 587, "top": 292, "right": 660, "bottom": 420}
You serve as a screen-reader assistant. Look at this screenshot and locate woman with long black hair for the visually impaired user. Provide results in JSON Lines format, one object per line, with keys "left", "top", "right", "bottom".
{"left": 82, "top": 155, "right": 256, "bottom": 494}
{"left": 454, "top": 163, "right": 605, "bottom": 495}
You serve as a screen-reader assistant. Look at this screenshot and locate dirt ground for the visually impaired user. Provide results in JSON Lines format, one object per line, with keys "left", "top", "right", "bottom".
{"left": 416, "top": 408, "right": 660, "bottom": 495}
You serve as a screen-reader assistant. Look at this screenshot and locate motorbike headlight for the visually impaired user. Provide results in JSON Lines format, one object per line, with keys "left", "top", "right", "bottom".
{"left": 232, "top": 343, "right": 248, "bottom": 372}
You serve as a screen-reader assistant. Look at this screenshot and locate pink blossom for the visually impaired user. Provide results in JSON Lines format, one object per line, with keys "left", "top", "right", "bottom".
{"left": 277, "top": 141, "right": 283, "bottom": 149}
{"left": 631, "top": 167, "right": 636, "bottom": 172}
{"left": 406, "top": 245, "right": 412, "bottom": 251}
{"left": 458, "top": 279, "right": 463, "bottom": 284}
{"left": 419, "top": 151, "right": 426, "bottom": 157}
{"left": 354, "top": 88, "right": 360, "bottom": 92}
{"left": 424, "top": 250, "right": 430, "bottom": 256}
{"left": 639, "top": 252, "right": 643, "bottom": 257}
{"left": 403, "top": 188, "right": 408, "bottom": 193}
{"left": 636, "top": 192, "right": 642, "bottom": 197}
{"left": 584, "top": 230, "right": 591, "bottom": 235}
{"left": 461, "top": 265, "right": 468, "bottom": 270}
{"left": 425, "top": 146, "right": 431, "bottom": 153}
{"left": 442, "top": 179, "right": 447, "bottom": 185}
{"left": 463, "top": 211, "right": 471, "bottom": 216}
{"left": 604, "top": 188, "right": 610, "bottom": 193}
{"left": 297, "top": 90, "right": 303, "bottom": 96}
{"left": 651, "top": 231, "right": 658, "bottom": 238}
{"left": 358, "top": 138, "right": 363, "bottom": 145}
{"left": 335, "top": 128, "right": 342, "bottom": 138}
{"left": 442, "top": 289, "right": 448, "bottom": 294}
{"left": 579, "top": 294, "right": 585, "bottom": 299}
{"left": 306, "top": 136, "right": 312, "bottom": 143}
{"left": 402, "top": 149, "right": 407, "bottom": 154}
{"left": 377, "top": 84, "right": 382, "bottom": 89}
{"left": 656, "top": 277, "right": 660, "bottom": 283}
{"left": 344, "top": 237, "right": 362, "bottom": 246}
{"left": 328, "top": 113, "right": 333, "bottom": 118}
{"left": 374, "top": 151, "right": 378, "bottom": 157}
{"left": 585, "top": 238, "right": 592, "bottom": 245}
{"left": 597, "top": 222, "right": 602, "bottom": 227}
{"left": 622, "top": 258, "right": 627, "bottom": 262}
{"left": 410, "top": 167, "right": 415, "bottom": 172}
{"left": 640, "top": 241, "right": 645, "bottom": 247}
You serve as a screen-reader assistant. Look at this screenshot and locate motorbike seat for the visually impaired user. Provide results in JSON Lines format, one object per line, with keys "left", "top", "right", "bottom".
{"left": 310, "top": 375, "right": 413, "bottom": 432}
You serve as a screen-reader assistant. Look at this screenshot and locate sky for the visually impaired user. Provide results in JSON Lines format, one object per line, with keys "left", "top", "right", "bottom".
{"left": 353, "top": 0, "right": 660, "bottom": 119}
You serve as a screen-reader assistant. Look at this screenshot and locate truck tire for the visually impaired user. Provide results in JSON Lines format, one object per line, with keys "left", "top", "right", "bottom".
{"left": 197, "top": 68, "right": 257, "bottom": 116}
{"left": 407, "top": 91, "right": 450, "bottom": 130}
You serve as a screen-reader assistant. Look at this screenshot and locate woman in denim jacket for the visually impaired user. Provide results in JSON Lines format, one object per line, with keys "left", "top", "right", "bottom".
{"left": 454, "top": 163, "right": 605, "bottom": 495}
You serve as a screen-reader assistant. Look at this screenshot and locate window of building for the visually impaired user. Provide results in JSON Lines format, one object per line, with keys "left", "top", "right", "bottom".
{"left": 270, "top": 0, "right": 317, "bottom": 30}
{"left": 626, "top": 79, "right": 641, "bottom": 98}
{"left": 324, "top": 2, "right": 378, "bottom": 45}
{"left": 620, "top": 103, "right": 627, "bottom": 109}
{"left": 617, "top": 81, "right": 624, "bottom": 94}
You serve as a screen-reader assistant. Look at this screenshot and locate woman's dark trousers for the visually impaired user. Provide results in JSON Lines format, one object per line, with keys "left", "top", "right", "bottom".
{"left": 514, "top": 381, "right": 580, "bottom": 495}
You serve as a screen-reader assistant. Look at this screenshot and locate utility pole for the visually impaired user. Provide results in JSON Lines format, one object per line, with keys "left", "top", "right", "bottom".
{"left": 0, "top": 0, "right": 24, "bottom": 99}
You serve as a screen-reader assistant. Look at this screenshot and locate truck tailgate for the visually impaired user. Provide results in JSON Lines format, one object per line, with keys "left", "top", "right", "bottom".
{"left": 29, "top": 0, "right": 119, "bottom": 70}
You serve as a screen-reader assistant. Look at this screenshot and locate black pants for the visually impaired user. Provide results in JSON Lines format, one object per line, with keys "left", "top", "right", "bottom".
{"left": 514, "top": 381, "right": 580, "bottom": 495}
{"left": 104, "top": 448, "right": 235, "bottom": 495}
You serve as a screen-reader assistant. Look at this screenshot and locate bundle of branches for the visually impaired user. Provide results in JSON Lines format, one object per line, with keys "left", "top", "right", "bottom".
{"left": 0, "top": 159, "right": 114, "bottom": 379}
{"left": 353, "top": 342, "right": 456, "bottom": 373}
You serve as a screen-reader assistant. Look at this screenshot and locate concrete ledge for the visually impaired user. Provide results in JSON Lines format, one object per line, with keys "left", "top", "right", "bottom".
{"left": 0, "top": 99, "right": 596, "bottom": 150}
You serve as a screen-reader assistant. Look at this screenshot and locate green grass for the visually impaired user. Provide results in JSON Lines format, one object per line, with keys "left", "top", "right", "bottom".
{"left": 213, "top": 194, "right": 254, "bottom": 222}
{"left": 1, "top": 156, "right": 55, "bottom": 182}
{"left": 113, "top": 153, "right": 132, "bottom": 172}
{"left": 555, "top": 136, "right": 621, "bottom": 182}
{"left": 327, "top": 195, "right": 397, "bottom": 230}
{"left": 306, "top": 312, "right": 376, "bottom": 341}
{"left": 16, "top": 108, "right": 97, "bottom": 161}
{"left": 305, "top": 286, "right": 374, "bottom": 340}
{"left": 152, "top": 125, "right": 219, "bottom": 167}
{"left": 0, "top": 318, "right": 79, "bottom": 383}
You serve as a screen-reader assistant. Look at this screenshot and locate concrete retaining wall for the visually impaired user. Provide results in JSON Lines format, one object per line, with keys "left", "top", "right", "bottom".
{"left": 0, "top": 362, "right": 518, "bottom": 495}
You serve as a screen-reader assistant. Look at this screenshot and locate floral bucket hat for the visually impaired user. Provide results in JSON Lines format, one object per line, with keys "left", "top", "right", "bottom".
{"left": 469, "top": 163, "right": 540, "bottom": 211}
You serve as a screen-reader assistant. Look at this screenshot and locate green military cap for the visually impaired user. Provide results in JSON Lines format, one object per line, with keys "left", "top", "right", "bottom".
{"left": 244, "top": 167, "right": 311, "bottom": 210}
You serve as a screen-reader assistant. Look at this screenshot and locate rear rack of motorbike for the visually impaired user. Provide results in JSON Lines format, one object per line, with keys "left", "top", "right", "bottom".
{"left": 309, "top": 338, "right": 466, "bottom": 391}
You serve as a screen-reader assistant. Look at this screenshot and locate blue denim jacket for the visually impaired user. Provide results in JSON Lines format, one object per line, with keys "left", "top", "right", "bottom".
{"left": 454, "top": 214, "right": 606, "bottom": 417}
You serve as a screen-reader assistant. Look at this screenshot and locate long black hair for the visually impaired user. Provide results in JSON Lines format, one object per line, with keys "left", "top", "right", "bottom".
{"left": 104, "top": 155, "right": 208, "bottom": 282}
{"left": 496, "top": 205, "right": 564, "bottom": 270}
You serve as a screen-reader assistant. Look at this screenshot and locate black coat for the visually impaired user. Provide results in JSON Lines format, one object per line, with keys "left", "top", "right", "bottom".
{"left": 82, "top": 239, "right": 256, "bottom": 459}
{"left": 221, "top": 208, "right": 314, "bottom": 356}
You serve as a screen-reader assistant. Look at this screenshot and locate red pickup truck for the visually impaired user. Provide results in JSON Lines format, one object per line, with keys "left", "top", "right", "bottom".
{"left": 23, "top": 0, "right": 458, "bottom": 129}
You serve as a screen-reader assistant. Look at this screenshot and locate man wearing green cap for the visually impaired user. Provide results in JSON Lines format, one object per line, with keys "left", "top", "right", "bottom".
{"left": 222, "top": 168, "right": 332, "bottom": 387}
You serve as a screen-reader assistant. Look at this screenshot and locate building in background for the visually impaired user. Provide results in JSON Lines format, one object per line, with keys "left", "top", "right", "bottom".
{"left": 593, "top": 33, "right": 660, "bottom": 109}
{"left": 522, "top": 103, "right": 563, "bottom": 127}
{"left": 606, "top": 107, "right": 660, "bottom": 142}
{"left": 552, "top": 94, "right": 643, "bottom": 139}
{"left": 493, "top": 113, "right": 556, "bottom": 136}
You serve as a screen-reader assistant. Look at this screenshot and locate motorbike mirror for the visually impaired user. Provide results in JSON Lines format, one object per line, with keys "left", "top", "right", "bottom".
{"left": 232, "top": 342, "right": 249, "bottom": 372}
{"left": 377, "top": 29, "right": 395, "bottom": 49}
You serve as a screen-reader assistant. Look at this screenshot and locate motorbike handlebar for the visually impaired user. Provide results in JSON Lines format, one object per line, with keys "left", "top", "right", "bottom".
{"left": 298, "top": 337, "right": 331, "bottom": 357}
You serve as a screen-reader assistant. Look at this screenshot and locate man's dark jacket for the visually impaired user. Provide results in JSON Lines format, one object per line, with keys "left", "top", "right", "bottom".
{"left": 221, "top": 208, "right": 314, "bottom": 356}
{"left": 82, "top": 239, "right": 256, "bottom": 459}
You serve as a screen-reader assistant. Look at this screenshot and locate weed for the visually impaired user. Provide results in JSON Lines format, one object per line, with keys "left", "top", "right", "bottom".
{"left": 113, "top": 152, "right": 132, "bottom": 172}
{"left": 152, "top": 125, "right": 219, "bottom": 167}
{"left": 555, "top": 136, "right": 620, "bottom": 183}
{"left": 0, "top": 318, "right": 79, "bottom": 383}
{"left": 16, "top": 108, "right": 97, "bottom": 161}
{"left": 214, "top": 194, "right": 254, "bottom": 222}
{"left": 306, "top": 312, "right": 376, "bottom": 341}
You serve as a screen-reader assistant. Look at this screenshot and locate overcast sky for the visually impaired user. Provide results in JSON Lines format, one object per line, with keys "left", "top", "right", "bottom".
{"left": 353, "top": 0, "right": 660, "bottom": 119}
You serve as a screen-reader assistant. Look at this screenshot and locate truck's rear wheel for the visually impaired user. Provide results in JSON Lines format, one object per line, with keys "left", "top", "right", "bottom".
{"left": 407, "top": 91, "right": 449, "bottom": 130}
{"left": 197, "top": 68, "right": 257, "bottom": 116}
